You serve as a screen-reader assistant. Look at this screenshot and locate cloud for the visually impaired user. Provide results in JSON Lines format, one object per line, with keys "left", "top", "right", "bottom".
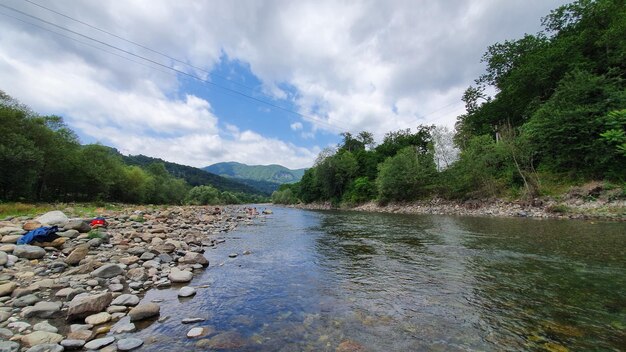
{"left": 0, "top": 0, "right": 569, "bottom": 168}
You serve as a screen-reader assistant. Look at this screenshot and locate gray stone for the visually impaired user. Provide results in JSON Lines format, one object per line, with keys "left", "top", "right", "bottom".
{"left": 84, "top": 336, "right": 115, "bottom": 350}
{"left": 0, "top": 327, "right": 13, "bottom": 339}
{"left": 187, "top": 327, "right": 206, "bottom": 338}
{"left": 90, "top": 264, "right": 122, "bottom": 278}
{"left": 178, "top": 286, "right": 196, "bottom": 297}
{"left": 0, "top": 341, "right": 20, "bottom": 352}
{"left": 33, "top": 321, "right": 58, "bottom": 333}
{"left": 111, "top": 294, "right": 140, "bottom": 307}
{"left": 57, "top": 230, "right": 79, "bottom": 239}
{"left": 0, "top": 227, "right": 25, "bottom": 237}
{"left": 60, "top": 339, "right": 85, "bottom": 349}
{"left": 21, "top": 301, "right": 62, "bottom": 318}
{"left": 181, "top": 317, "right": 205, "bottom": 324}
{"left": 35, "top": 211, "right": 69, "bottom": 227}
{"left": 128, "top": 303, "right": 160, "bottom": 321}
{"left": 168, "top": 267, "right": 193, "bottom": 283}
{"left": 0, "top": 251, "right": 7, "bottom": 265}
{"left": 112, "top": 323, "right": 135, "bottom": 334}
{"left": 13, "top": 245, "right": 46, "bottom": 259}
{"left": 117, "top": 338, "right": 143, "bottom": 351}
{"left": 25, "top": 344, "right": 64, "bottom": 352}
{"left": 66, "top": 292, "right": 113, "bottom": 320}
{"left": 13, "top": 293, "right": 40, "bottom": 307}
{"left": 85, "top": 312, "right": 111, "bottom": 325}
{"left": 139, "top": 252, "right": 155, "bottom": 260}
{"left": 63, "top": 219, "right": 91, "bottom": 233}
{"left": 0, "top": 311, "right": 10, "bottom": 323}
{"left": 108, "top": 283, "right": 123, "bottom": 292}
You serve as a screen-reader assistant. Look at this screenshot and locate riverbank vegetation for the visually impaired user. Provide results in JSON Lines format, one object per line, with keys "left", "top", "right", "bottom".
{"left": 0, "top": 92, "right": 267, "bottom": 205}
{"left": 272, "top": 0, "right": 626, "bottom": 206}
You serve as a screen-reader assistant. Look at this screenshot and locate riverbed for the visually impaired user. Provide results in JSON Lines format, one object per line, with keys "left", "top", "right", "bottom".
{"left": 114, "top": 206, "right": 626, "bottom": 351}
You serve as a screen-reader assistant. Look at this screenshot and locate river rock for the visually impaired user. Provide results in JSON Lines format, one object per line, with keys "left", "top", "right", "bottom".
{"left": 0, "top": 341, "right": 19, "bottom": 352}
{"left": 181, "top": 317, "right": 205, "bottom": 324}
{"left": 0, "top": 327, "right": 13, "bottom": 339}
{"left": 178, "top": 286, "right": 196, "bottom": 297}
{"left": 90, "top": 264, "right": 122, "bottom": 278}
{"left": 85, "top": 312, "right": 111, "bottom": 325}
{"left": 336, "top": 340, "right": 367, "bottom": 352}
{"left": 187, "top": 327, "right": 207, "bottom": 338}
{"left": 84, "top": 336, "right": 115, "bottom": 350}
{"left": 168, "top": 267, "right": 193, "bottom": 283}
{"left": 0, "top": 244, "right": 16, "bottom": 253}
{"left": 179, "top": 252, "right": 208, "bottom": 266}
{"left": 65, "top": 245, "right": 89, "bottom": 265}
{"left": 66, "top": 329, "right": 92, "bottom": 341}
{"left": 117, "top": 338, "right": 143, "bottom": 351}
{"left": 119, "top": 256, "right": 139, "bottom": 265}
{"left": 35, "top": 211, "right": 69, "bottom": 227}
{"left": 21, "top": 331, "right": 63, "bottom": 347}
{"left": 67, "top": 292, "right": 112, "bottom": 320}
{"left": 13, "top": 245, "right": 46, "bottom": 259}
{"left": 33, "top": 321, "right": 58, "bottom": 333}
{"left": 112, "top": 323, "right": 135, "bottom": 334}
{"left": 57, "top": 230, "right": 79, "bottom": 239}
{"left": 204, "top": 331, "right": 247, "bottom": 349}
{"left": 0, "top": 227, "right": 25, "bottom": 237}
{"left": 61, "top": 340, "right": 85, "bottom": 349}
{"left": 64, "top": 219, "right": 91, "bottom": 233}
{"left": 25, "top": 344, "right": 64, "bottom": 352}
{"left": 111, "top": 294, "right": 139, "bottom": 306}
{"left": 0, "top": 282, "right": 17, "bottom": 297}
{"left": 13, "top": 293, "right": 40, "bottom": 307}
{"left": 128, "top": 303, "right": 160, "bottom": 321}
{"left": 23, "top": 220, "right": 42, "bottom": 231}
{"left": 0, "top": 251, "right": 8, "bottom": 265}
{"left": 21, "top": 301, "right": 62, "bottom": 318}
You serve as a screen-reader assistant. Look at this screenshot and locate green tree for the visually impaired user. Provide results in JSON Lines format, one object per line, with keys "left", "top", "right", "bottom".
{"left": 376, "top": 146, "right": 436, "bottom": 202}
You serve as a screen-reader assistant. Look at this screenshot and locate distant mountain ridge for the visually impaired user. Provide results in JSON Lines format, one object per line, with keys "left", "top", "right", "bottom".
{"left": 120, "top": 154, "right": 269, "bottom": 196}
{"left": 203, "top": 162, "right": 306, "bottom": 192}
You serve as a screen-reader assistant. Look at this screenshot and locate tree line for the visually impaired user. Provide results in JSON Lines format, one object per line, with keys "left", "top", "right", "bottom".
{"left": 0, "top": 91, "right": 265, "bottom": 205}
{"left": 273, "top": 0, "right": 625, "bottom": 205}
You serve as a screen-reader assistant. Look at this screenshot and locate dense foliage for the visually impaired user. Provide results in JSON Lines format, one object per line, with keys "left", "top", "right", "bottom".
{"left": 0, "top": 92, "right": 266, "bottom": 204}
{"left": 277, "top": 0, "right": 625, "bottom": 206}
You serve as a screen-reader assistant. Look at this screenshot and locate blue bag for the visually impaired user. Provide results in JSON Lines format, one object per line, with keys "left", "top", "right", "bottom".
{"left": 17, "top": 226, "right": 59, "bottom": 245}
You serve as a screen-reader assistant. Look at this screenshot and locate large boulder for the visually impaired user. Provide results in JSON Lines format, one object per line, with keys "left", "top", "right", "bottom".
{"left": 35, "top": 211, "right": 69, "bottom": 227}
{"left": 90, "top": 264, "right": 123, "bottom": 278}
{"left": 128, "top": 303, "right": 160, "bottom": 321}
{"left": 13, "top": 245, "right": 46, "bottom": 259}
{"left": 67, "top": 292, "right": 112, "bottom": 321}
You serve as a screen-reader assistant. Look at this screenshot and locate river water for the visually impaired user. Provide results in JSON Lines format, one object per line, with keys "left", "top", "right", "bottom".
{"left": 115, "top": 206, "right": 626, "bottom": 351}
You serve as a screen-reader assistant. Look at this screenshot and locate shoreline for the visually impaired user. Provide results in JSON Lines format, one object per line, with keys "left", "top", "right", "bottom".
{"left": 289, "top": 198, "right": 626, "bottom": 221}
{"left": 0, "top": 205, "right": 260, "bottom": 351}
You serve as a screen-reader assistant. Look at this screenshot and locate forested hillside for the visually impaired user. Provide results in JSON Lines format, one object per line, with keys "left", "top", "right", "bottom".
{"left": 0, "top": 92, "right": 267, "bottom": 205}
{"left": 205, "top": 161, "right": 306, "bottom": 194}
{"left": 273, "top": 0, "right": 626, "bottom": 206}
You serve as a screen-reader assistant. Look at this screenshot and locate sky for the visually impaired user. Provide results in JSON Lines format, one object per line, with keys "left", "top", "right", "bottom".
{"left": 0, "top": 0, "right": 569, "bottom": 169}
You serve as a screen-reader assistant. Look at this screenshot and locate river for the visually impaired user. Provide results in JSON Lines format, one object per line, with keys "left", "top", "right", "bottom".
{"left": 113, "top": 206, "right": 626, "bottom": 351}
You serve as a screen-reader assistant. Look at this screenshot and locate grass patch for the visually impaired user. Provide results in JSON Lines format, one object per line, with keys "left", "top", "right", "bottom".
{"left": 0, "top": 202, "right": 127, "bottom": 219}
{"left": 546, "top": 204, "right": 571, "bottom": 214}
{"left": 87, "top": 230, "right": 103, "bottom": 239}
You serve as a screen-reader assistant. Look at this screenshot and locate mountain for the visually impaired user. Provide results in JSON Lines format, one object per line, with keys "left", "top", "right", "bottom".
{"left": 120, "top": 154, "right": 269, "bottom": 196}
{"left": 203, "top": 162, "right": 306, "bottom": 192}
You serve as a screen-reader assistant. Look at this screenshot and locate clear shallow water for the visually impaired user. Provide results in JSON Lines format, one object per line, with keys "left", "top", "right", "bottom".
{"left": 113, "top": 206, "right": 626, "bottom": 351}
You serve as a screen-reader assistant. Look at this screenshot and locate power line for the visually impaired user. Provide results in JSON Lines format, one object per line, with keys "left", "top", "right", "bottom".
{"left": 21, "top": 0, "right": 263, "bottom": 94}
{"left": 0, "top": 2, "right": 348, "bottom": 132}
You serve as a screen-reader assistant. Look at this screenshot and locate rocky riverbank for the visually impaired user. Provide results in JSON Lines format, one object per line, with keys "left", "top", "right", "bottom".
{"left": 292, "top": 196, "right": 626, "bottom": 221}
{"left": 0, "top": 205, "right": 259, "bottom": 351}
